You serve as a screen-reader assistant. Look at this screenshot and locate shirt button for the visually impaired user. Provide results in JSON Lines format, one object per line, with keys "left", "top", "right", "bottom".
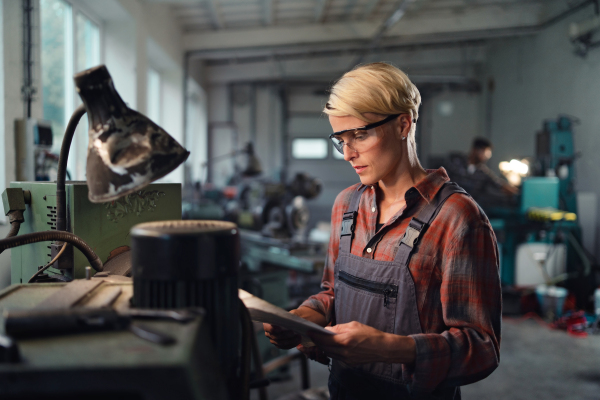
{"left": 366, "top": 248, "right": 372, "bottom": 253}
{"left": 371, "top": 206, "right": 376, "bottom": 212}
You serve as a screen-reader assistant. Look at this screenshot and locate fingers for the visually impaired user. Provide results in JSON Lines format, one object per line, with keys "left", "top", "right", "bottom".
{"left": 298, "top": 345, "right": 330, "bottom": 366}
{"left": 263, "top": 323, "right": 301, "bottom": 349}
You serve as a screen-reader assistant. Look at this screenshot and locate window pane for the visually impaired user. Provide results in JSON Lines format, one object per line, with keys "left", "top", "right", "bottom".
{"left": 147, "top": 68, "right": 161, "bottom": 124}
{"left": 73, "top": 13, "right": 100, "bottom": 180}
{"left": 292, "top": 138, "right": 328, "bottom": 159}
{"left": 40, "top": 0, "right": 72, "bottom": 154}
{"left": 76, "top": 13, "right": 100, "bottom": 71}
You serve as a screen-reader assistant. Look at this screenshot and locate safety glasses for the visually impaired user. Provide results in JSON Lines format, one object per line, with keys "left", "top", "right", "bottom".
{"left": 329, "top": 114, "right": 400, "bottom": 155}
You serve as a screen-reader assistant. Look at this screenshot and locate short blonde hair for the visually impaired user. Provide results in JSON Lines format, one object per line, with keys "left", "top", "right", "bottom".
{"left": 324, "top": 62, "right": 422, "bottom": 166}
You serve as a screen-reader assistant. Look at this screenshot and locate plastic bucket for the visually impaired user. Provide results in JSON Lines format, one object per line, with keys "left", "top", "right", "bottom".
{"left": 536, "top": 285, "right": 568, "bottom": 320}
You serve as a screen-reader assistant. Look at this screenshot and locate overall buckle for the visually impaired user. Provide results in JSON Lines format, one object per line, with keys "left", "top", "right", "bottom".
{"left": 340, "top": 212, "right": 357, "bottom": 236}
{"left": 401, "top": 225, "right": 421, "bottom": 248}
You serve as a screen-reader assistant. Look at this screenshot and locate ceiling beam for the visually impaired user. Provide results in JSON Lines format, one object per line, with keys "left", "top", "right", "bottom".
{"left": 184, "top": 2, "right": 544, "bottom": 52}
{"left": 315, "top": 0, "right": 331, "bottom": 23}
{"left": 204, "top": 0, "right": 224, "bottom": 30}
{"left": 345, "top": 0, "right": 360, "bottom": 18}
{"left": 364, "top": 0, "right": 381, "bottom": 18}
{"left": 263, "top": 0, "right": 274, "bottom": 26}
{"left": 352, "top": 0, "right": 416, "bottom": 65}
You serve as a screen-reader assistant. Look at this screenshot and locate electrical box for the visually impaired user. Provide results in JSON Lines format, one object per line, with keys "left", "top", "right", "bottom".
{"left": 9, "top": 181, "right": 182, "bottom": 283}
{"left": 14, "top": 118, "right": 53, "bottom": 181}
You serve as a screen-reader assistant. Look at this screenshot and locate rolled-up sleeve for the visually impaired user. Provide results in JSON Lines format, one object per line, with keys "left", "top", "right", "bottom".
{"left": 406, "top": 224, "right": 502, "bottom": 395}
{"left": 300, "top": 189, "right": 347, "bottom": 324}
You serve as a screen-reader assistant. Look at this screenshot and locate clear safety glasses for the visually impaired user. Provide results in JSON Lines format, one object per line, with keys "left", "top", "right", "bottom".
{"left": 329, "top": 114, "right": 400, "bottom": 155}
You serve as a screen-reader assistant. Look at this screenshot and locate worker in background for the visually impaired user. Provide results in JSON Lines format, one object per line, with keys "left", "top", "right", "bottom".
{"left": 446, "top": 137, "right": 518, "bottom": 210}
{"left": 263, "top": 63, "right": 501, "bottom": 400}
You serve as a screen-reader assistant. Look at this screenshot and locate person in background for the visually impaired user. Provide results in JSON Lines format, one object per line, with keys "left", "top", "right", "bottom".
{"left": 446, "top": 137, "right": 518, "bottom": 210}
{"left": 263, "top": 63, "right": 501, "bottom": 400}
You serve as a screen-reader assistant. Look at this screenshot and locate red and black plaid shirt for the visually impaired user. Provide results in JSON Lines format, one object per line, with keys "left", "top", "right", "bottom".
{"left": 301, "top": 168, "right": 501, "bottom": 393}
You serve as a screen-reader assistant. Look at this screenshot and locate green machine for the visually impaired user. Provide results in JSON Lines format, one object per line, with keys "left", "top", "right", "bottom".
{"left": 6, "top": 182, "right": 182, "bottom": 283}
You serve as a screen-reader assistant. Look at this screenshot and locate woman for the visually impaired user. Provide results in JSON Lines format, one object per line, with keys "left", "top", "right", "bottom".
{"left": 264, "top": 63, "right": 501, "bottom": 400}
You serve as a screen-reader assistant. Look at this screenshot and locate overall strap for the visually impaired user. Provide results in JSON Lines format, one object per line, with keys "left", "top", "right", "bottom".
{"left": 394, "top": 182, "right": 468, "bottom": 266}
{"left": 339, "top": 186, "right": 368, "bottom": 255}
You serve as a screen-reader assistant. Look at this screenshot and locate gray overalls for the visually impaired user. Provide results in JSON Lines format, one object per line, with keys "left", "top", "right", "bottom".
{"left": 329, "top": 182, "right": 466, "bottom": 400}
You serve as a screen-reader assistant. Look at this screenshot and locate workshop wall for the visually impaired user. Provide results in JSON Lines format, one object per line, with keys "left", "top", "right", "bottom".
{"left": 203, "top": 45, "right": 486, "bottom": 227}
{"left": 486, "top": 7, "right": 600, "bottom": 257}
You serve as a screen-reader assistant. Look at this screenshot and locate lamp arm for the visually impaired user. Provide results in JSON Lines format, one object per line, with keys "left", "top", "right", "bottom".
{"left": 56, "top": 104, "right": 86, "bottom": 232}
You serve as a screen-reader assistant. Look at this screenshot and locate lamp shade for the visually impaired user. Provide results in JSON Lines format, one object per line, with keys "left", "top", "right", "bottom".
{"left": 74, "top": 65, "right": 190, "bottom": 203}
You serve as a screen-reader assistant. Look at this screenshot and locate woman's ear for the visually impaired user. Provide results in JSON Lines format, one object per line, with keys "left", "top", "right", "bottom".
{"left": 395, "top": 114, "right": 412, "bottom": 140}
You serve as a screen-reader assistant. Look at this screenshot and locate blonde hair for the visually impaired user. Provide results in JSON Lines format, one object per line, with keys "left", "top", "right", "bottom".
{"left": 324, "top": 62, "right": 422, "bottom": 166}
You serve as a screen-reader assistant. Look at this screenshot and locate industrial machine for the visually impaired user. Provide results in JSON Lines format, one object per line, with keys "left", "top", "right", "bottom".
{"left": 225, "top": 172, "right": 322, "bottom": 240}
{"left": 487, "top": 116, "right": 597, "bottom": 311}
{"left": 535, "top": 116, "right": 579, "bottom": 213}
{"left": 0, "top": 220, "right": 253, "bottom": 400}
{"left": 0, "top": 66, "right": 263, "bottom": 399}
{"left": 5, "top": 182, "right": 182, "bottom": 283}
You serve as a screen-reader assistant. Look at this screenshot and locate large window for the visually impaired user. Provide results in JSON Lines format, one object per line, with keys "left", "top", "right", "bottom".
{"left": 147, "top": 67, "right": 161, "bottom": 125}
{"left": 41, "top": 0, "right": 100, "bottom": 180}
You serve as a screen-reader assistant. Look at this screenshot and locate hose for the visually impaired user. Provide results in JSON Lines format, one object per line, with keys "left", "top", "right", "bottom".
{"left": 0, "top": 231, "right": 103, "bottom": 272}
{"left": 56, "top": 104, "right": 86, "bottom": 233}
{"left": 28, "top": 243, "right": 69, "bottom": 283}
{"left": 0, "top": 221, "right": 21, "bottom": 256}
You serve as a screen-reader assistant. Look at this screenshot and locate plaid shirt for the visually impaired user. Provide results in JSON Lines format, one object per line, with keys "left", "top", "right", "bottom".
{"left": 301, "top": 168, "right": 501, "bottom": 394}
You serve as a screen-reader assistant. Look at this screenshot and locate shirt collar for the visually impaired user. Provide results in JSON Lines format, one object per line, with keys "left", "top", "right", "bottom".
{"left": 357, "top": 167, "right": 450, "bottom": 204}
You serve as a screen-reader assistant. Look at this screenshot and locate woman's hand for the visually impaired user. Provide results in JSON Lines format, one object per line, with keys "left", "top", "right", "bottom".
{"left": 263, "top": 307, "right": 331, "bottom": 365}
{"left": 308, "top": 321, "right": 416, "bottom": 366}
{"left": 263, "top": 307, "right": 328, "bottom": 349}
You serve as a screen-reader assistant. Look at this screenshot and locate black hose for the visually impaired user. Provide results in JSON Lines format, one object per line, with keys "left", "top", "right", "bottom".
{"left": 56, "top": 104, "right": 86, "bottom": 233}
{"left": 0, "top": 221, "right": 21, "bottom": 256}
{"left": 0, "top": 231, "right": 103, "bottom": 272}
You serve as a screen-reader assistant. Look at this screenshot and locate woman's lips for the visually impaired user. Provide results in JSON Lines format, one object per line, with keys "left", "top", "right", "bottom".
{"left": 354, "top": 166, "right": 367, "bottom": 174}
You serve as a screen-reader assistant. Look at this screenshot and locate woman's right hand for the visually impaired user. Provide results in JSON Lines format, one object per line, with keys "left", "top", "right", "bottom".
{"left": 263, "top": 307, "right": 327, "bottom": 349}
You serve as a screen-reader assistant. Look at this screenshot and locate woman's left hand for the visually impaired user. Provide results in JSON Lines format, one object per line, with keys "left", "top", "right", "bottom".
{"left": 308, "top": 321, "right": 416, "bottom": 366}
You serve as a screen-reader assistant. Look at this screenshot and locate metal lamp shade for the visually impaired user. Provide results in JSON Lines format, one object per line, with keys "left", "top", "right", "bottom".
{"left": 74, "top": 65, "right": 190, "bottom": 203}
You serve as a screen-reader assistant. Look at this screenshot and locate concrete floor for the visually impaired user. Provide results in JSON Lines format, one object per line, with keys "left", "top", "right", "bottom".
{"left": 252, "top": 317, "right": 600, "bottom": 400}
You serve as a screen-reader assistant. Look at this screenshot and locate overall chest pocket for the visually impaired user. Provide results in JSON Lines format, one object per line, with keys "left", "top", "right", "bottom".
{"left": 335, "top": 270, "right": 399, "bottom": 335}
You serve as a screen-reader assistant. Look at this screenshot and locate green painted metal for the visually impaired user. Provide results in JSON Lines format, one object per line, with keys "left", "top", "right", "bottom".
{"left": 1, "top": 188, "right": 26, "bottom": 215}
{"left": 9, "top": 182, "right": 182, "bottom": 283}
{"left": 520, "top": 177, "right": 560, "bottom": 214}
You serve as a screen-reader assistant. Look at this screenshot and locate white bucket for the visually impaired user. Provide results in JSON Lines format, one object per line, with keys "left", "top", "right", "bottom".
{"left": 536, "top": 285, "right": 568, "bottom": 320}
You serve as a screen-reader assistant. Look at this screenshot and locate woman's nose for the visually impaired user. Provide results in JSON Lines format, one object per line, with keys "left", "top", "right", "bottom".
{"left": 343, "top": 145, "right": 357, "bottom": 161}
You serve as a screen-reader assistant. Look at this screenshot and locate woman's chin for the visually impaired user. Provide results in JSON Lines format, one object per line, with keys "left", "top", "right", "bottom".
{"left": 358, "top": 176, "right": 377, "bottom": 186}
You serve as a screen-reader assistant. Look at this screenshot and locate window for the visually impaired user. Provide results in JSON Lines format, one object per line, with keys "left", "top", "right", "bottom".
{"left": 40, "top": 0, "right": 101, "bottom": 180}
{"left": 147, "top": 67, "right": 161, "bottom": 125}
{"left": 292, "top": 138, "right": 328, "bottom": 159}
